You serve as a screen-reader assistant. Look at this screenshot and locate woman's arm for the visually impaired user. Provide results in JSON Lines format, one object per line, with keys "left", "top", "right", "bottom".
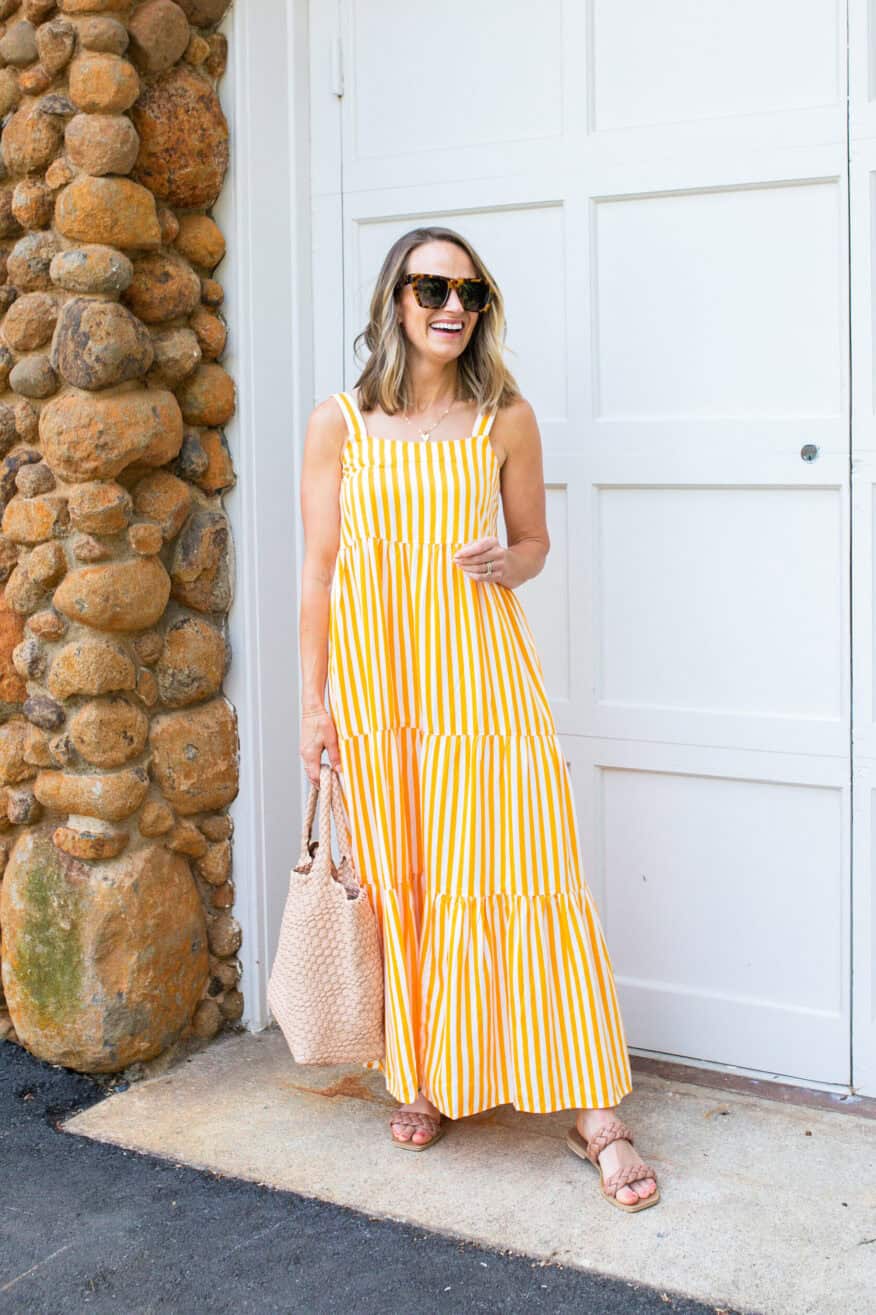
{"left": 494, "top": 397, "right": 551, "bottom": 589}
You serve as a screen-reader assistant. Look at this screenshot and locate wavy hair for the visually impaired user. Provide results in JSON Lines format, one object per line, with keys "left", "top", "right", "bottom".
{"left": 353, "top": 226, "right": 521, "bottom": 415}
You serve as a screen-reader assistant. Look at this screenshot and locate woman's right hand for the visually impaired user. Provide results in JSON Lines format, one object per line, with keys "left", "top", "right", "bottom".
{"left": 299, "top": 707, "right": 342, "bottom": 784}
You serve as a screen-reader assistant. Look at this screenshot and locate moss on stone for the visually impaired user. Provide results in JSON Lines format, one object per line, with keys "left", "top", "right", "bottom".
{"left": 17, "top": 833, "right": 83, "bottom": 1023}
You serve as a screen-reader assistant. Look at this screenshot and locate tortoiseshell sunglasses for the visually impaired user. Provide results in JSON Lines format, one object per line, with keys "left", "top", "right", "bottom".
{"left": 398, "top": 273, "right": 492, "bottom": 313}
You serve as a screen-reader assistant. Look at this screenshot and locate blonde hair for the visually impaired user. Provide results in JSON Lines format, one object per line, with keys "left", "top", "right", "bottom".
{"left": 353, "top": 226, "right": 522, "bottom": 415}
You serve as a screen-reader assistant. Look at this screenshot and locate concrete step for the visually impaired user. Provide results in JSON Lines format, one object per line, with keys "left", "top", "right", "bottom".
{"left": 62, "top": 1027, "right": 875, "bottom": 1315}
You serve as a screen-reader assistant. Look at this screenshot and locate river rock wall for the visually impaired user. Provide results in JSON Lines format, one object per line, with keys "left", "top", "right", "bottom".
{"left": 0, "top": 0, "right": 240, "bottom": 1073}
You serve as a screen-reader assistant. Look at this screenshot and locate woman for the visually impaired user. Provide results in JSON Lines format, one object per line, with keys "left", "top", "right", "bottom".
{"left": 298, "top": 226, "right": 660, "bottom": 1212}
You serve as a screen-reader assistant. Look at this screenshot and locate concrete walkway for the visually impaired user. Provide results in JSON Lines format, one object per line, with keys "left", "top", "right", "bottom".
{"left": 63, "top": 1028, "right": 876, "bottom": 1315}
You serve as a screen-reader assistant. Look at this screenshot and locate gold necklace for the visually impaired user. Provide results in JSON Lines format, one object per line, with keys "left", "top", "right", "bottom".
{"left": 403, "top": 397, "right": 457, "bottom": 441}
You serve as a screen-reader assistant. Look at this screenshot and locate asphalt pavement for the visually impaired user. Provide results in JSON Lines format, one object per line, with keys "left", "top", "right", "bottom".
{"left": 0, "top": 1040, "right": 750, "bottom": 1315}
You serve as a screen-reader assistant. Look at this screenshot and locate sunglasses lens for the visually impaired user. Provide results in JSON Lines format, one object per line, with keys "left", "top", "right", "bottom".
{"left": 414, "top": 276, "right": 449, "bottom": 308}
{"left": 459, "top": 280, "right": 490, "bottom": 311}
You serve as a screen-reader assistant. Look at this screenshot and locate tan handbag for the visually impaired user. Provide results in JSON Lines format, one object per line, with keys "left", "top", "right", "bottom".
{"left": 268, "top": 761, "right": 385, "bottom": 1064}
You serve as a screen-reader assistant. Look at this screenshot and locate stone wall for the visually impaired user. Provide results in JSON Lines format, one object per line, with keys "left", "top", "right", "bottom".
{"left": 0, "top": 0, "right": 241, "bottom": 1074}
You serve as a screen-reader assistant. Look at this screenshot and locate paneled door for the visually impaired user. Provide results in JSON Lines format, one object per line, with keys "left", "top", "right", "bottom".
{"left": 310, "top": 0, "right": 853, "bottom": 1087}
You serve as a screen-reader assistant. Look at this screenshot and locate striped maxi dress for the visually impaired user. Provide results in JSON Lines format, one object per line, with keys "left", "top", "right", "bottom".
{"left": 326, "top": 389, "right": 632, "bottom": 1119}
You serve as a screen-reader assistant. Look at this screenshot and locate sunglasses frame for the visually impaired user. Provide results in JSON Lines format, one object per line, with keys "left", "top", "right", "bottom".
{"left": 398, "top": 272, "right": 493, "bottom": 313}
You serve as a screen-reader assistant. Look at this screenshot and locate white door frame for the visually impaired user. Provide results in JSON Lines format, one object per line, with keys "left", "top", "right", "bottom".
{"left": 218, "top": 0, "right": 314, "bottom": 1030}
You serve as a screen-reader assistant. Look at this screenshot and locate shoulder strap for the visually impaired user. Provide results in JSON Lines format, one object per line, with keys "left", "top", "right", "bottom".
{"left": 333, "top": 391, "right": 366, "bottom": 441}
{"left": 473, "top": 405, "right": 497, "bottom": 438}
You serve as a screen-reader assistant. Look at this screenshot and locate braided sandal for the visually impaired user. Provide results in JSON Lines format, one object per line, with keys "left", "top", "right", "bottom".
{"left": 389, "top": 1108, "right": 445, "bottom": 1151}
{"left": 566, "top": 1116, "right": 660, "bottom": 1212}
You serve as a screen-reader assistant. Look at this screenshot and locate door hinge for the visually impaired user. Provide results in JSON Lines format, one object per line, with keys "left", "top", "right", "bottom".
{"left": 330, "top": 34, "right": 343, "bottom": 98}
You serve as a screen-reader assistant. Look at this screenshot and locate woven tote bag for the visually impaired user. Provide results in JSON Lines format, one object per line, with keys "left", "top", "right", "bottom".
{"left": 268, "top": 761, "right": 385, "bottom": 1064}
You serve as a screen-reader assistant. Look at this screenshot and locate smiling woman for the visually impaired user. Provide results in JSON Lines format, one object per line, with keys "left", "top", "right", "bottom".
{"left": 296, "top": 225, "right": 660, "bottom": 1210}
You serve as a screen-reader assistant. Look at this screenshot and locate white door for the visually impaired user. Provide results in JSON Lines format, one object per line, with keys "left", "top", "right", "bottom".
{"left": 310, "top": 0, "right": 854, "bottom": 1088}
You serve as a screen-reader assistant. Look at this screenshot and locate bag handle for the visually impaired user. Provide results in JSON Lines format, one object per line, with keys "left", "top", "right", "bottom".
{"left": 329, "top": 768, "right": 354, "bottom": 865}
{"left": 295, "top": 762, "right": 355, "bottom": 875}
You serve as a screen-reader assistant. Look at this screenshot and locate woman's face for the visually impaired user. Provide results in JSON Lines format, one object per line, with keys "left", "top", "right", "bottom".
{"left": 396, "top": 240, "right": 481, "bottom": 365}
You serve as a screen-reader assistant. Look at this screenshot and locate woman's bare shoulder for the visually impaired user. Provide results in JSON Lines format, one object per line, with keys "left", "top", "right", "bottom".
{"left": 492, "top": 396, "right": 539, "bottom": 459}
{"left": 309, "top": 393, "right": 348, "bottom": 430}
{"left": 301, "top": 395, "right": 349, "bottom": 473}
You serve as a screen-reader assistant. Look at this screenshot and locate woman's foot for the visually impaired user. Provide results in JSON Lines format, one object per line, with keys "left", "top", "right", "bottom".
{"left": 575, "top": 1107, "right": 657, "bottom": 1206}
{"left": 390, "top": 1090, "right": 442, "bottom": 1145}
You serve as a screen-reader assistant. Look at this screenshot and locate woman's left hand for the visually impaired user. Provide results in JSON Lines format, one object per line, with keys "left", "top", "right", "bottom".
{"left": 452, "top": 536, "right": 509, "bottom": 586}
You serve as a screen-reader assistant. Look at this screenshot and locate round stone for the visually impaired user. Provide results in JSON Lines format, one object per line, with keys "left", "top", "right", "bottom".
{"left": 127, "top": 522, "right": 162, "bottom": 555}
{"left": 131, "top": 469, "right": 190, "bottom": 540}
{"left": 176, "top": 0, "right": 230, "bottom": 25}
{"left": 149, "top": 697, "right": 239, "bottom": 815}
{"left": 0, "top": 826, "right": 208, "bottom": 1072}
{"left": 55, "top": 175, "right": 161, "bottom": 250}
{"left": 169, "top": 508, "right": 230, "bottom": 613}
{"left": 49, "top": 243, "right": 133, "bottom": 294}
{"left": 8, "top": 232, "right": 62, "bottom": 290}
{"left": 146, "top": 326, "right": 200, "bottom": 387}
{"left": 174, "top": 362, "right": 234, "bottom": 425}
{"left": 9, "top": 355, "right": 58, "bottom": 398}
{"left": 174, "top": 213, "right": 225, "bottom": 269}
{"left": 189, "top": 306, "right": 225, "bottom": 361}
{"left": 67, "top": 480, "right": 131, "bottom": 534}
{"left": 45, "top": 157, "right": 74, "bottom": 190}
{"left": 138, "top": 798, "right": 174, "bottom": 836}
{"left": 52, "top": 556, "right": 171, "bottom": 631}
{"left": 122, "top": 250, "right": 201, "bottom": 324}
{"left": 18, "top": 68, "right": 53, "bottom": 98}
{"left": 15, "top": 461, "right": 54, "bottom": 496}
{"left": 40, "top": 388, "right": 183, "bottom": 481}
{"left": 156, "top": 615, "right": 225, "bottom": 707}
{"left": 2, "top": 492, "right": 64, "bottom": 544}
{"left": 207, "top": 911, "right": 240, "bottom": 958}
{"left": 191, "top": 998, "right": 222, "bottom": 1038}
{"left": 35, "top": 18, "right": 76, "bottom": 77}
{"left": 65, "top": 113, "right": 139, "bottom": 176}
{"left": 12, "top": 179, "right": 54, "bottom": 231}
{"left": 33, "top": 766, "right": 149, "bottom": 819}
{"left": 68, "top": 696, "right": 149, "bottom": 767}
{"left": 0, "top": 21, "right": 38, "bottom": 67}
{"left": 51, "top": 297, "right": 154, "bottom": 390}
{"left": 131, "top": 64, "right": 228, "bottom": 209}
{"left": 77, "top": 16, "right": 129, "bottom": 53}
{"left": 69, "top": 52, "right": 140, "bottom": 114}
{"left": 47, "top": 637, "right": 135, "bottom": 699}
{"left": 2, "top": 292, "right": 57, "bottom": 351}
{"left": 128, "top": 0, "right": 190, "bottom": 75}
{"left": 2, "top": 101, "right": 64, "bottom": 175}
{"left": 52, "top": 826, "right": 129, "bottom": 860}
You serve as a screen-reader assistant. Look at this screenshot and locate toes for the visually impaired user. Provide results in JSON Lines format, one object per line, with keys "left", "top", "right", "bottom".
{"left": 391, "top": 1124, "right": 413, "bottom": 1141}
{"left": 634, "top": 1177, "right": 656, "bottom": 1198}
{"left": 616, "top": 1185, "right": 638, "bottom": 1205}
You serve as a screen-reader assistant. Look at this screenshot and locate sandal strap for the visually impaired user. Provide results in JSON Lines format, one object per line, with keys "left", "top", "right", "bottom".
{"left": 582, "top": 1117, "right": 636, "bottom": 1167}
{"left": 389, "top": 1110, "right": 440, "bottom": 1133}
{"left": 602, "top": 1163, "right": 658, "bottom": 1196}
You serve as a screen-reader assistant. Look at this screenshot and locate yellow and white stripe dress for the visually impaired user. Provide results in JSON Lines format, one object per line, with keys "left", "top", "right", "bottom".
{"left": 327, "top": 390, "right": 632, "bottom": 1118}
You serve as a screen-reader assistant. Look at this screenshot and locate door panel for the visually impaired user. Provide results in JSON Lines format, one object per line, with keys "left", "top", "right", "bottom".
{"left": 317, "top": 0, "right": 853, "bottom": 1086}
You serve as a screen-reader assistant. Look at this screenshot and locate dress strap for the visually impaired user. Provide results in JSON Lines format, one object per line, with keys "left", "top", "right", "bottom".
{"left": 333, "top": 391, "right": 367, "bottom": 442}
{"left": 473, "top": 406, "right": 497, "bottom": 438}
